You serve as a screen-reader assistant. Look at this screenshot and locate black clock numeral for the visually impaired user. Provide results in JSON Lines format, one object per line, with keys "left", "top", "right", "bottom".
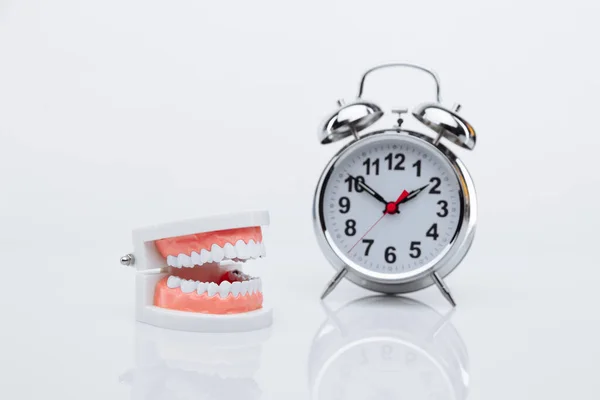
{"left": 384, "top": 153, "right": 405, "bottom": 170}
{"left": 355, "top": 176, "right": 365, "bottom": 192}
{"left": 362, "top": 239, "right": 374, "bottom": 256}
{"left": 344, "top": 175, "right": 352, "bottom": 191}
{"left": 363, "top": 158, "right": 380, "bottom": 175}
{"left": 409, "top": 241, "right": 421, "bottom": 258}
{"left": 344, "top": 175, "right": 365, "bottom": 192}
{"left": 412, "top": 160, "right": 421, "bottom": 177}
{"left": 437, "top": 200, "right": 448, "bottom": 217}
{"left": 345, "top": 219, "right": 357, "bottom": 236}
{"left": 426, "top": 223, "right": 439, "bottom": 240}
{"left": 429, "top": 177, "right": 442, "bottom": 194}
{"left": 338, "top": 197, "right": 350, "bottom": 214}
{"left": 384, "top": 246, "right": 397, "bottom": 263}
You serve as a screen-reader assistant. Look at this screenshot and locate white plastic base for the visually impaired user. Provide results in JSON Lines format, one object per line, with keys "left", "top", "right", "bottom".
{"left": 136, "top": 304, "right": 273, "bottom": 333}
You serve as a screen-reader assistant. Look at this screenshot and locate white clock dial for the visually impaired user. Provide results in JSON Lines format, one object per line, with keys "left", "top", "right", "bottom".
{"left": 320, "top": 133, "right": 463, "bottom": 277}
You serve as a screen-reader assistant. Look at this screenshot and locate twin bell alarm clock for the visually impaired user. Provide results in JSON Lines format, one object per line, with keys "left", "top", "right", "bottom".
{"left": 312, "top": 63, "right": 477, "bottom": 306}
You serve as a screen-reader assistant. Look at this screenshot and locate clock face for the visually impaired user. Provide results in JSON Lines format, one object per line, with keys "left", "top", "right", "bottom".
{"left": 319, "top": 133, "right": 463, "bottom": 279}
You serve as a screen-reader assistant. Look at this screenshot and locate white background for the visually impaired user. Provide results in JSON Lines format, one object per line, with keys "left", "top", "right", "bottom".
{"left": 1, "top": 0, "right": 599, "bottom": 398}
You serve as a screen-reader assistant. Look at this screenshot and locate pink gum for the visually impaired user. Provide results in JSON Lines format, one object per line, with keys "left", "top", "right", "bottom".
{"left": 154, "top": 227, "right": 263, "bottom": 258}
{"left": 153, "top": 276, "right": 263, "bottom": 314}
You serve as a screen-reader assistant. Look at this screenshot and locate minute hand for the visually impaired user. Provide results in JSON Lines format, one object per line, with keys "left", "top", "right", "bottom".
{"left": 398, "top": 184, "right": 429, "bottom": 204}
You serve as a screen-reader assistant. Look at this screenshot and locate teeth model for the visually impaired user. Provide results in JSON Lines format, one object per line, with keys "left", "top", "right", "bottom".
{"left": 123, "top": 211, "right": 272, "bottom": 332}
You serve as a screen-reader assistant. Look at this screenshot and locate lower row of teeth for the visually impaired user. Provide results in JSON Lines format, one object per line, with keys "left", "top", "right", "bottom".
{"left": 167, "top": 276, "right": 262, "bottom": 297}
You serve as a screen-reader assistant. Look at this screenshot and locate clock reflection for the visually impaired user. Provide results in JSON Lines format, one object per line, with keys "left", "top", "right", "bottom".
{"left": 309, "top": 296, "right": 469, "bottom": 400}
{"left": 119, "top": 323, "right": 269, "bottom": 400}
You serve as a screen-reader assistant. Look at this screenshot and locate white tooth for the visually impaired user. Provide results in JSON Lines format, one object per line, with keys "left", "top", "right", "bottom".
{"left": 235, "top": 240, "right": 249, "bottom": 259}
{"left": 196, "top": 282, "right": 208, "bottom": 295}
{"left": 191, "top": 251, "right": 202, "bottom": 266}
{"left": 248, "top": 279, "right": 257, "bottom": 294}
{"left": 254, "top": 279, "right": 261, "bottom": 293}
{"left": 240, "top": 281, "right": 250, "bottom": 295}
{"left": 207, "top": 282, "right": 219, "bottom": 297}
{"left": 219, "top": 281, "right": 231, "bottom": 298}
{"left": 223, "top": 243, "right": 236, "bottom": 260}
{"left": 257, "top": 278, "right": 262, "bottom": 292}
{"left": 167, "top": 276, "right": 181, "bottom": 288}
{"left": 211, "top": 244, "right": 224, "bottom": 262}
{"left": 247, "top": 240, "right": 258, "bottom": 258}
{"left": 178, "top": 254, "right": 192, "bottom": 268}
{"left": 231, "top": 281, "right": 242, "bottom": 297}
{"left": 260, "top": 242, "right": 266, "bottom": 257}
{"left": 180, "top": 279, "right": 197, "bottom": 293}
{"left": 167, "top": 255, "right": 179, "bottom": 267}
{"left": 200, "top": 249, "right": 212, "bottom": 264}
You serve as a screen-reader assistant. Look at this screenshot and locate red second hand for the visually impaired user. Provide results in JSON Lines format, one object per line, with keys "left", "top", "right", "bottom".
{"left": 386, "top": 190, "right": 410, "bottom": 214}
{"left": 348, "top": 212, "right": 387, "bottom": 253}
{"left": 348, "top": 189, "right": 409, "bottom": 253}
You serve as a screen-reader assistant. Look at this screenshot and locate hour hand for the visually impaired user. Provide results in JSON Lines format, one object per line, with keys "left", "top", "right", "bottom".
{"left": 348, "top": 174, "right": 388, "bottom": 206}
{"left": 399, "top": 183, "right": 429, "bottom": 204}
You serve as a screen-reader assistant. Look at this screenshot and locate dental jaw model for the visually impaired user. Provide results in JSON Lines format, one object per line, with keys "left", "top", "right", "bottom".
{"left": 122, "top": 211, "right": 272, "bottom": 332}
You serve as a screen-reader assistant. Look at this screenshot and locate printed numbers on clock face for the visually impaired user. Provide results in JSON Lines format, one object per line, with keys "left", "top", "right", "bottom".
{"left": 322, "top": 136, "right": 463, "bottom": 274}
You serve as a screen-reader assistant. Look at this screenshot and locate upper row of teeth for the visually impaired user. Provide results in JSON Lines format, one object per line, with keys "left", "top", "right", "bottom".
{"left": 167, "top": 276, "right": 262, "bottom": 297}
{"left": 166, "top": 240, "right": 266, "bottom": 268}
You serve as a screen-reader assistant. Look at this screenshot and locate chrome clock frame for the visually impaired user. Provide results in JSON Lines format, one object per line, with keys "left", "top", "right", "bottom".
{"left": 313, "top": 129, "right": 477, "bottom": 305}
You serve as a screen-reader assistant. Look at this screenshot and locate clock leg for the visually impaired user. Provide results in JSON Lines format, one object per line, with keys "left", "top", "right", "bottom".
{"left": 320, "top": 268, "right": 348, "bottom": 300}
{"left": 431, "top": 272, "right": 457, "bottom": 307}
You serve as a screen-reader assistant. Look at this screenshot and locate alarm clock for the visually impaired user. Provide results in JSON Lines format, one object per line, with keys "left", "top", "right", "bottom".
{"left": 312, "top": 63, "right": 477, "bottom": 306}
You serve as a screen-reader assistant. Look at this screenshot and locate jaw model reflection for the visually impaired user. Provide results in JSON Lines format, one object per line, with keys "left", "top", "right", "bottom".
{"left": 119, "top": 323, "right": 268, "bottom": 400}
{"left": 131, "top": 211, "right": 272, "bottom": 332}
{"left": 309, "top": 296, "right": 469, "bottom": 400}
